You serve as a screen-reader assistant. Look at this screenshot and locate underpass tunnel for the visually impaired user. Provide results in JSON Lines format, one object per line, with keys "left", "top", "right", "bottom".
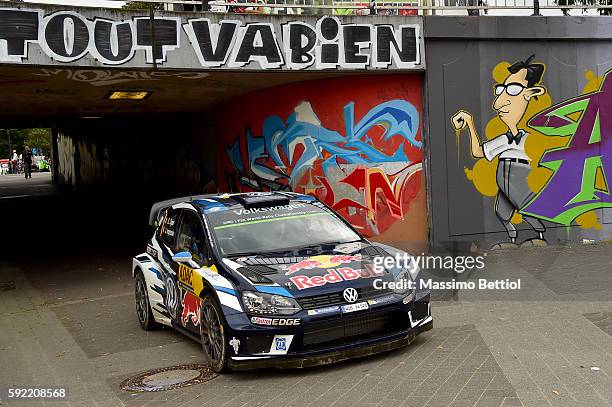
{"left": 0, "top": 65, "right": 429, "bottom": 268}
{"left": 0, "top": 65, "right": 355, "bottom": 259}
{"left": 0, "top": 3, "right": 430, "bottom": 276}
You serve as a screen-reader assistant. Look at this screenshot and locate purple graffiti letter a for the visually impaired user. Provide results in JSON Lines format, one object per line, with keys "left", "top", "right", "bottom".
{"left": 522, "top": 72, "right": 612, "bottom": 225}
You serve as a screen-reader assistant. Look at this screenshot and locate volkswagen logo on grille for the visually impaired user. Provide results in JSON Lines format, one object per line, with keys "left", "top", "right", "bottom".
{"left": 343, "top": 287, "right": 358, "bottom": 303}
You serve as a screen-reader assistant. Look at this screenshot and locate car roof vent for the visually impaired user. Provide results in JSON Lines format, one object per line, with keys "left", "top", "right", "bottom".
{"left": 236, "top": 267, "right": 274, "bottom": 284}
{"left": 233, "top": 193, "right": 290, "bottom": 209}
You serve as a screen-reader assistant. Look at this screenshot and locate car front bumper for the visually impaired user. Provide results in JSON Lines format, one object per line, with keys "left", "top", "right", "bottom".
{"left": 229, "top": 318, "right": 432, "bottom": 370}
{"left": 225, "top": 294, "right": 432, "bottom": 370}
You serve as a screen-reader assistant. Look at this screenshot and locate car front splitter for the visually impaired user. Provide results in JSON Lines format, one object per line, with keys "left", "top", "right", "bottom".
{"left": 228, "top": 319, "right": 433, "bottom": 370}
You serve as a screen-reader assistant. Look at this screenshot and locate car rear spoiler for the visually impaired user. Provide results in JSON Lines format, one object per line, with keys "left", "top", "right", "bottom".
{"left": 148, "top": 195, "right": 213, "bottom": 227}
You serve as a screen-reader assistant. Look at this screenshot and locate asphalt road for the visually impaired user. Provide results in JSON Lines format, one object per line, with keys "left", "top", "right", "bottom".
{"left": 0, "top": 172, "right": 57, "bottom": 199}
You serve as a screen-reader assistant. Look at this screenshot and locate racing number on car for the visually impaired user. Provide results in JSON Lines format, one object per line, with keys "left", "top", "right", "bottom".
{"left": 178, "top": 264, "right": 194, "bottom": 289}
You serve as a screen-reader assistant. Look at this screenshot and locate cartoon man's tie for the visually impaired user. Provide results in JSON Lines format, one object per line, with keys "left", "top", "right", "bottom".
{"left": 506, "top": 131, "right": 524, "bottom": 145}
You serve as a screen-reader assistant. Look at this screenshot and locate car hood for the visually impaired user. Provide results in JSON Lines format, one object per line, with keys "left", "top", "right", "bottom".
{"left": 221, "top": 242, "right": 400, "bottom": 298}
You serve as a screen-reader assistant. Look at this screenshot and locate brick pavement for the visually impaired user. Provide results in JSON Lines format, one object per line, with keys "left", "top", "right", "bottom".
{"left": 1, "top": 243, "right": 612, "bottom": 406}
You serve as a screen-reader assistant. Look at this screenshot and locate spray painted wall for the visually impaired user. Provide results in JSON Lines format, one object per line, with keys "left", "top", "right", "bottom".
{"left": 54, "top": 115, "right": 218, "bottom": 197}
{"left": 56, "top": 132, "right": 75, "bottom": 188}
{"left": 425, "top": 16, "right": 612, "bottom": 251}
{"left": 217, "top": 75, "right": 427, "bottom": 251}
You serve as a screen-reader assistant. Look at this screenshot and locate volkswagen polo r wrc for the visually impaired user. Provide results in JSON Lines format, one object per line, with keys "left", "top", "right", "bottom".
{"left": 132, "top": 192, "right": 432, "bottom": 372}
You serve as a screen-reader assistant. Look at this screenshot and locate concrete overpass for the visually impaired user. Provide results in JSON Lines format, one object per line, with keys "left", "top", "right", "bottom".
{"left": 0, "top": 4, "right": 423, "bottom": 123}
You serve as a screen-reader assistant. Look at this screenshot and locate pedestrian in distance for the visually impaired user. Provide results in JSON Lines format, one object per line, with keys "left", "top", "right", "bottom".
{"left": 11, "top": 150, "right": 18, "bottom": 174}
{"left": 22, "top": 145, "right": 33, "bottom": 179}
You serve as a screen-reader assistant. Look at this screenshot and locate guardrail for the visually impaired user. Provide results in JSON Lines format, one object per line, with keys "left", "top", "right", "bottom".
{"left": 9, "top": 0, "right": 612, "bottom": 15}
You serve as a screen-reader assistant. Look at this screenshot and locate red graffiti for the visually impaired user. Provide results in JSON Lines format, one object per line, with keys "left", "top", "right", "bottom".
{"left": 319, "top": 164, "right": 422, "bottom": 234}
{"left": 218, "top": 76, "right": 425, "bottom": 239}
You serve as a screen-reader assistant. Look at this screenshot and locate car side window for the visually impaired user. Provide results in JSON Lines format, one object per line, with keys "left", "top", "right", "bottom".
{"left": 158, "top": 208, "right": 179, "bottom": 249}
{"left": 176, "top": 211, "right": 210, "bottom": 267}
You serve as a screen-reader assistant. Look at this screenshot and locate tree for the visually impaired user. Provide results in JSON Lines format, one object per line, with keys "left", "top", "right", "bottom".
{"left": 24, "top": 128, "right": 51, "bottom": 156}
{"left": 1, "top": 129, "right": 24, "bottom": 159}
{"left": 123, "top": 1, "right": 165, "bottom": 9}
{"left": 0, "top": 128, "right": 51, "bottom": 158}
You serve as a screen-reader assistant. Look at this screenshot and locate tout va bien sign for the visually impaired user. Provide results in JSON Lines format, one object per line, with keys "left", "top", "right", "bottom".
{"left": 0, "top": 8, "right": 422, "bottom": 70}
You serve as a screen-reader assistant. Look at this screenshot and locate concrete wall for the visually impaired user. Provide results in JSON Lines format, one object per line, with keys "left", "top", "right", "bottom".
{"left": 54, "top": 115, "right": 218, "bottom": 199}
{"left": 216, "top": 74, "right": 428, "bottom": 253}
{"left": 424, "top": 16, "right": 612, "bottom": 251}
{"left": 0, "top": 3, "right": 424, "bottom": 71}
{"left": 20, "top": 8, "right": 612, "bottom": 251}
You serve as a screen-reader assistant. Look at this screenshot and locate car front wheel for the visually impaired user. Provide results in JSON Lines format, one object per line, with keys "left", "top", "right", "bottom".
{"left": 199, "top": 294, "right": 229, "bottom": 373}
{"left": 135, "top": 270, "right": 159, "bottom": 331}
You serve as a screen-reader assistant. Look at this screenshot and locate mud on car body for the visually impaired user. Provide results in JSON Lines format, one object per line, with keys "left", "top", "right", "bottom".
{"left": 132, "top": 192, "right": 432, "bottom": 372}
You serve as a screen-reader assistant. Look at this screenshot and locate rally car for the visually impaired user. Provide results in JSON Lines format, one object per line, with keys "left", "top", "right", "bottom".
{"left": 132, "top": 192, "right": 432, "bottom": 372}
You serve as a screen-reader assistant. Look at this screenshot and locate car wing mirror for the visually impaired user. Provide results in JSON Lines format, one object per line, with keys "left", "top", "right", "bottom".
{"left": 172, "top": 251, "right": 192, "bottom": 263}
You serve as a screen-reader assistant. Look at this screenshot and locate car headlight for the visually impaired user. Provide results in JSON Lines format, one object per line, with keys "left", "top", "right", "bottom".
{"left": 242, "top": 291, "right": 301, "bottom": 316}
{"left": 393, "top": 269, "right": 417, "bottom": 303}
{"left": 393, "top": 270, "right": 412, "bottom": 294}
{"left": 393, "top": 269, "right": 413, "bottom": 295}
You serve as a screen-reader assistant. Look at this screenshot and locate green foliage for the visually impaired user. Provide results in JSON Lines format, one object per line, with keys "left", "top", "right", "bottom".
{"left": 0, "top": 128, "right": 51, "bottom": 158}
{"left": 24, "top": 128, "right": 51, "bottom": 155}
{"left": 123, "top": 1, "right": 165, "bottom": 9}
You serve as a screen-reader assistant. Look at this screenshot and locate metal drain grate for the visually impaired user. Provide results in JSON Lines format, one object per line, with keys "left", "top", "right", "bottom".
{"left": 0, "top": 281, "right": 16, "bottom": 292}
{"left": 120, "top": 363, "right": 217, "bottom": 392}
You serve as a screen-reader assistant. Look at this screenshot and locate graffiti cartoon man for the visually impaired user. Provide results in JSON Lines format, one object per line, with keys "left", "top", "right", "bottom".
{"left": 451, "top": 55, "right": 547, "bottom": 245}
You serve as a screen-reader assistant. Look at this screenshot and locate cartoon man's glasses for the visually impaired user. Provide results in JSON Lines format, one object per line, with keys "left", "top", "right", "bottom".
{"left": 494, "top": 83, "right": 526, "bottom": 96}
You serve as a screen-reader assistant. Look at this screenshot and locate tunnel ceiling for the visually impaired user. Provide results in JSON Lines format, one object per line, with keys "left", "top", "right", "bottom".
{"left": 0, "top": 66, "right": 353, "bottom": 125}
{"left": 0, "top": 4, "right": 424, "bottom": 127}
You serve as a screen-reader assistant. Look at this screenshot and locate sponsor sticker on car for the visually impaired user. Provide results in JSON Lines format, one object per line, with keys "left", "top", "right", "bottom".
{"left": 178, "top": 264, "right": 194, "bottom": 289}
{"left": 341, "top": 301, "right": 369, "bottom": 314}
{"left": 283, "top": 254, "right": 363, "bottom": 275}
{"left": 250, "top": 317, "right": 300, "bottom": 326}
{"left": 307, "top": 306, "right": 341, "bottom": 316}
{"left": 268, "top": 335, "right": 294, "bottom": 355}
{"left": 181, "top": 292, "right": 202, "bottom": 327}
{"left": 146, "top": 245, "right": 158, "bottom": 258}
{"left": 289, "top": 266, "right": 385, "bottom": 290}
{"left": 275, "top": 338, "right": 287, "bottom": 351}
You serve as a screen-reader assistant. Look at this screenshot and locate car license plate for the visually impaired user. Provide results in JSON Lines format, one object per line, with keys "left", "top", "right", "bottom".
{"left": 341, "top": 302, "right": 369, "bottom": 314}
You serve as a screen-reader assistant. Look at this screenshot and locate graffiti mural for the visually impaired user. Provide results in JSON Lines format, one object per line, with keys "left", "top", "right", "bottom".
{"left": 452, "top": 56, "right": 548, "bottom": 247}
{"left": 522, "top": 71, "right": 611, "bottom": 225}
{"left": 451, "top": 55, "right": 610, "bottom": 248}
{"left": 0, "top": 6, "right": 423, "bottom": 71}
{"left": 218, "top": 75, "right": 426, "bottom": 243}
{"left": 32, "top": 69, "right": 210, "bottom": 87}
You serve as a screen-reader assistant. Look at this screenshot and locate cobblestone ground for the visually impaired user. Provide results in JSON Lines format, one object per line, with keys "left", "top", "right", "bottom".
{"left": 1, "top": 243, "right": 612, "bottom": 406}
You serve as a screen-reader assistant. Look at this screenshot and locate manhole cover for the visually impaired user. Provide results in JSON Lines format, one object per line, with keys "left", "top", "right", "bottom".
{"left": 0, "top": 281, "right": 16, "bottom": 292}
{"left": 120, "top": 364, "right": 217, "bottom": 392}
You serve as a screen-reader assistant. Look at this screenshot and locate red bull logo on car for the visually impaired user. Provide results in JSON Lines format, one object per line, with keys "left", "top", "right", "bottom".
{"left": 181, "top": 292, "right": 202, "bottom": 327}
{"left": 283, "top": 254, "right": 363, "bottom": 275}
{"left": 289, "top": 265, "right": 385, "bottom": 290}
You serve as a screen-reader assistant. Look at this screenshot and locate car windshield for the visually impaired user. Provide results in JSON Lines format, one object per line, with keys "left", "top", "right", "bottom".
{"left": 206, "top": 201, "right": 361, "bottom": 256}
